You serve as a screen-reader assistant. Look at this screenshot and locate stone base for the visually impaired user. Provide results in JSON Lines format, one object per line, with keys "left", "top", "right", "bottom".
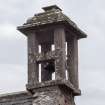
{"left": 32, "top": 85, "right": 76, "bottom": 105}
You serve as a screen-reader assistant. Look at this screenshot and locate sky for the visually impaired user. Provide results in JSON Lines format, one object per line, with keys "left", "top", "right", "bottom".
{"left": 0, "top": 0, "right": 105, "bottom": 105}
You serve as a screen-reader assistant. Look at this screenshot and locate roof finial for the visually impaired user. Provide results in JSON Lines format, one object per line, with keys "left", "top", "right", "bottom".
{"left": 42, "top": 5, "right": 62, "bottom": 11}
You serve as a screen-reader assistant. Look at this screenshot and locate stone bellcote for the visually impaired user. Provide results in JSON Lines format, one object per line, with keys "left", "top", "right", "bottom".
{"left": 17, "top": 5, "right": 87, "bottom": 105}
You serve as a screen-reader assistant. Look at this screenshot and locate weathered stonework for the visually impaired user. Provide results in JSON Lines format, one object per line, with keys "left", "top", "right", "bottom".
{"left": 32, "top": 86, "right": 74, "bottom": 105}
{"left": 0, "top": 5, "right": 87, "bottom": 105}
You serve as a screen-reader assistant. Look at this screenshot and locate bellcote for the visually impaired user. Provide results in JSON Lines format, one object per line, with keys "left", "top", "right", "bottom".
{"left": 17, "top": 5, "right": 87, "bottom": 96}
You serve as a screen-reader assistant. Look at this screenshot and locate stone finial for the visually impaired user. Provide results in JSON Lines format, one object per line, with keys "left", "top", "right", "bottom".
{"left": 42, "top": 5, "right": 62, "bottom": 11}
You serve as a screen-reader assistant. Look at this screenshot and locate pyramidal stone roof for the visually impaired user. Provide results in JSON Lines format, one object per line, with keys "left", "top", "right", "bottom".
{"left": 17, "top": 5, "right": 87, "bottom": 38}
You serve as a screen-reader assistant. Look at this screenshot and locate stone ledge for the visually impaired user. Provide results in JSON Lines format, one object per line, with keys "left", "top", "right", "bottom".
{"left": 26, "top": 80, "right": 81, "bottom": 96}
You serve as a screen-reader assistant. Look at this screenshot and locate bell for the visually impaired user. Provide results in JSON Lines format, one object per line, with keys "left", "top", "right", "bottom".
{"left": 44, "top": 61, "right": 55, "bottom": 73}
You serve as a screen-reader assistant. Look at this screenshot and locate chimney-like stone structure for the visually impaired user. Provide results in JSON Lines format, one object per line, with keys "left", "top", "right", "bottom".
{"left": 17, "top": 5, "right": 87, "bottom": 105}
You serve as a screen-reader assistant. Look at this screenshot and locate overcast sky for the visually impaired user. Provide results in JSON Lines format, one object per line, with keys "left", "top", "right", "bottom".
{"left": 0, "top": 0, "right": 105, "bottom": 105}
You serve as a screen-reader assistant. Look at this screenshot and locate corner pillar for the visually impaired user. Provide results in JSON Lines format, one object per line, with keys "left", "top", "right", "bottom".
{"left": 67, "top": 37, "right": 79, "bottom": 89}
{"left": 54, "top": 26, "right": 66, "bottom": 80}
{"left": 28, "top": 32, "right": 39, "bottom": 85}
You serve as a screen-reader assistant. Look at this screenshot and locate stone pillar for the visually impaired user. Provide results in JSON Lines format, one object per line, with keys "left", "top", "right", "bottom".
{"left": 28, "top": 32, "right": 39, "bottom": 85}
{"left": 54, "top": 26, "right": 66, "bottom": 80}
{"left": 41, "top": 44, "right": 52, "bottom": 81}
{"left": 67, "top": 37, "right": 79, "bottom": 89}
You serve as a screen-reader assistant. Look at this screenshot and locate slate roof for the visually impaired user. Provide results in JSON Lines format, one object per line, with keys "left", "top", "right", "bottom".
{"left": 0, "top": 91, "right": 27, "bottom": 98}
